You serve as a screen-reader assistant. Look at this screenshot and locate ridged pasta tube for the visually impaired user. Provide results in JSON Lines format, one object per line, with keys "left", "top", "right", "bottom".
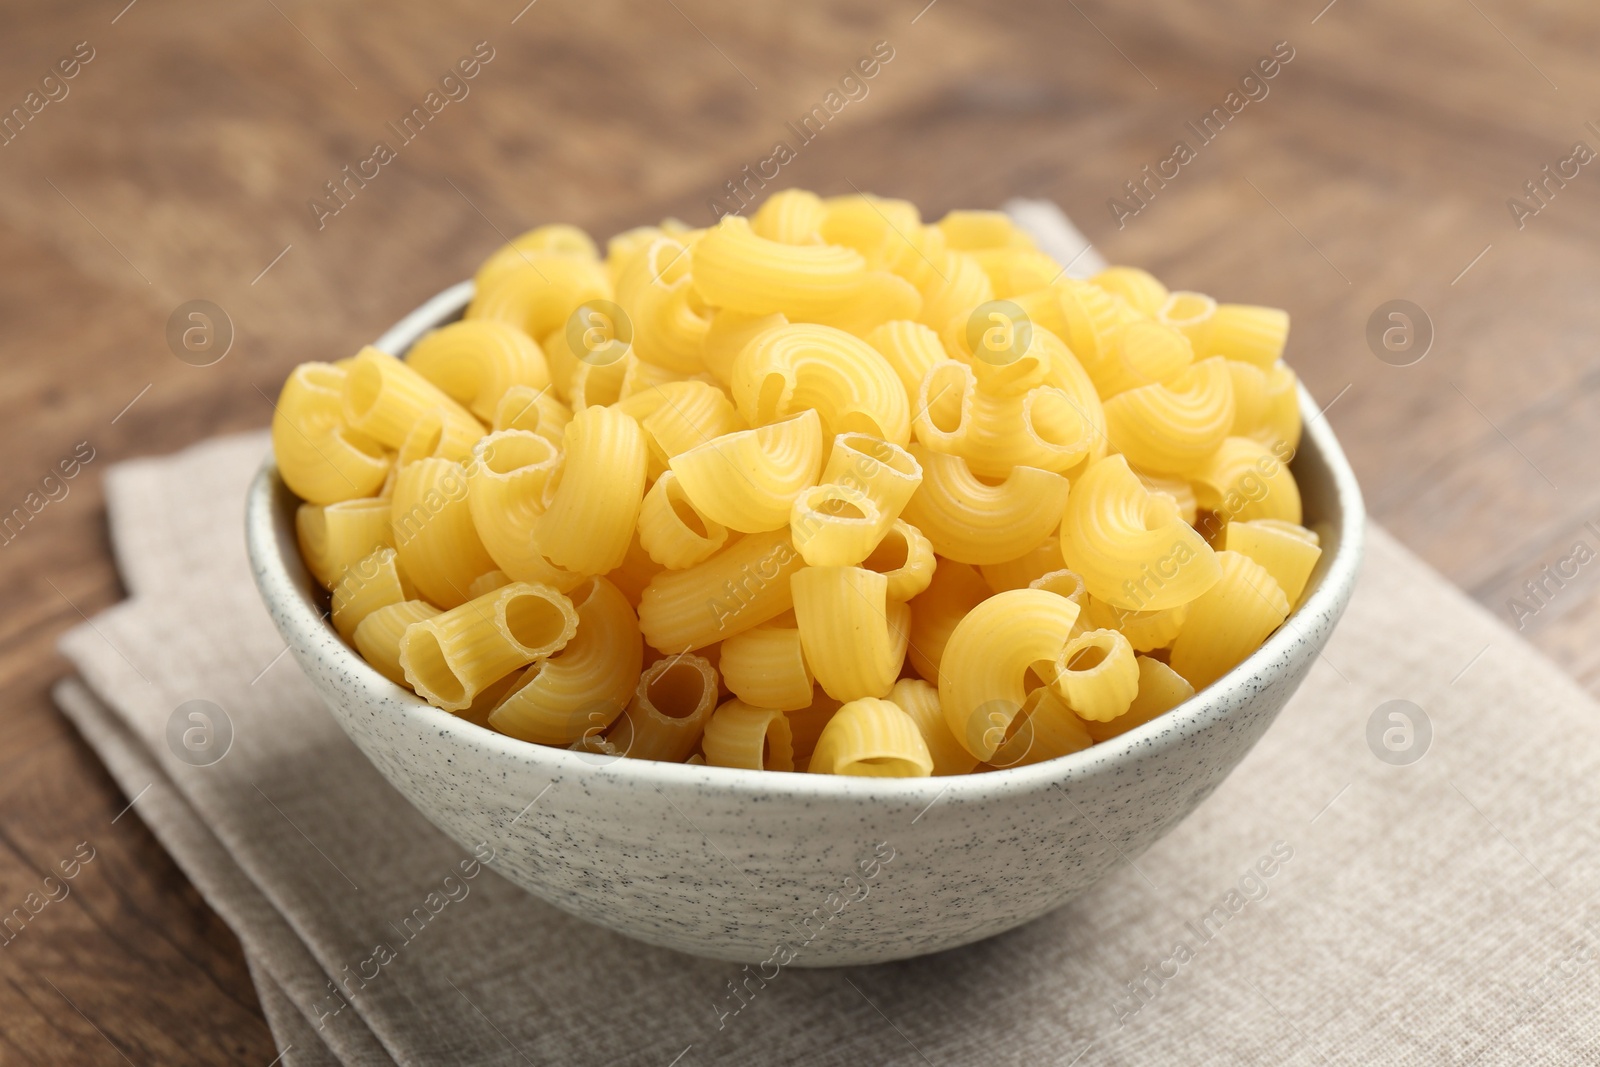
{"left": 1082, "top": 596, "right": 1189, "bottom": 653}
{"left": 391, "top": 458, "right": 497, "bottom": 608}
{"left": 1191, "top": 436, "right": 1302, "bottom": 525}
{"left": 400, "top": 582, "right": 579, "bottom": 711}
{"left": 331, "top": 547, "right": 416, "bottom": 642}
{"left": 1091, "top": 266, "right": 1169, "bottom": 317}
{"left": 864, "top": 320, "right": 949, "bottom": 398}
{"left": 822, "top": 433, "right": 923, "bottom": 527}
{"left": 488, "top": 577, "right": 643, "bottom": 745}
{"left": 720, "top": 623, "right": 815, "bottom": 711}
{"left": 1093, "top": 320, "right": 1194, "bottom": 398}
{"left": 1197, "top": 304, "right": 1290, "bottom": 368}
{"left": 1059, "top": 454, "right": 1221, "bottom": 612}
{"left": 1169, "top": 550, "right": 1289, "bottom": 689}
{"left": 614, "top": 380, "right": 744, "bottom": 470}
{"left": 341, "top": 347, "right": 484, "bottom": 452}
{"left": 792, "top": 567, "right": 911, "bottom": 702}
{"left": 535, "top": 406, "right": 648, "bottom": 574}
{"left": 1104, "top": 356, "right": 1236, "bottom": 475}
{"left": 701, "top": 699, "right": 795, "bottom": 771}
{"left": 692, "top": 215, "right": 865, "bottom": 316}
{"left": 731, "top": 323, "right": 911, "bottom": 445}
{"left": 989, "top": 686, "right": 1093, "bottom": 768}
{"left": 859, "top": 520, "right": 936, "bottom": 602}
{"left": 397, "top": 406, "right": 481, "bottom": 465}
{"left": 638, "top": 528, "right": 804, "bottom": 652}
{"left": 1048, "top": 629, "right": 1139, "bottom": 722}
{"left": 637, "top": 471, "right": 731, "bottom": 570}
{"left": 901, "top": 447, "right": 1068, "bottom": 565}
{"left": 296, "top": 497, "right": 392, "bottom": 590}
{"left": 466, "top": 255, "right": 612, "bottom": 342}
{"left": 353, "top": 600, "right": 440, "bottom": 688}
{"left": 466, "top": 431, "right": 585, "bottom": 592}
{"left": 906, "top": 558, "right": 990, "bottom": 683}
{"left": 1219, "top": 519, "right": 1321, "bottom": 606}
{"left": 1158, "top": 290, "right": 1217, "bottom": 343}
{"left": 938, "top": 588, "right": 1081, "bottom": 762}
{"left": 492, "top": 384, "right": 571, "bottom": 447}
{"left": 669, "top": 409, "right": 822, "bottom": 533}
{"left": 789, "top": 483, "right": 883, "bottom": 567}
{"left": 405, "top": 320, "right": 551, "bottom": 422}
{"left": 606, "top": 653, "right": 719, "bottom": 763}
{"left": 888, "top": 678, "right": 976, "bottom": 776}
{"left": 752, "top": 188, "right": 826, "bottom": 244}
{"left": 1085, "top": 656, "right": 1195, "bottom": 742}
{"left": 809, "top": 698, "right": 933, "bottom": 777}
{"left": 271, "top": 363, "right": 390, "bottom": 505}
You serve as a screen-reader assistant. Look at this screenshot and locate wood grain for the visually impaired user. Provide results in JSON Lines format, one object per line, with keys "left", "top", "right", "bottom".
{"left": 2, "top": 0, "right": 1598, "bottom": 1060}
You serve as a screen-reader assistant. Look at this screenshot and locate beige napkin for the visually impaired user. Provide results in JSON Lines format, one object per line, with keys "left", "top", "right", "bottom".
{"left": 55, "top": 430, "right": 1600, "bottom": 1066}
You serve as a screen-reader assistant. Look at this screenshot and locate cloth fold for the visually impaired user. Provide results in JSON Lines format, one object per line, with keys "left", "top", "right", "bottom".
{"left": 55, "top": 430, "right": 1600, "bottom": 1066}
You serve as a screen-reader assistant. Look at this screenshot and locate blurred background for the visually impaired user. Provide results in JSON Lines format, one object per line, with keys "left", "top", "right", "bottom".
{"left": 2, "top": 0, "right": 1598, "bottom": 1059}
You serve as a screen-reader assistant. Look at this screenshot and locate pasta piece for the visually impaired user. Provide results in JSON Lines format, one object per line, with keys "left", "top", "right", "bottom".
{"left": 1082, "top": 596, "right": 1188, "bottom": 653}
{"left": 692, "top": 216, "right": 866, "bottom": 317}
{"left": 606, "top": 221, "right": 689, "bottom": 285}
{"left": 1225, "top": 360, "right": 1269, "bottom": 439}
{"left": 864, "top": 320, "right": 950, "bottom": 399}
{"left": 397, "top": 407, "right": 481, "bottom": 465}
{"left": 971, "top": 246, "right": 1064, "bottom": 299}
{"left": 607, "top": 653, "right": 719, "bottom": 762}
{"left": 466, "top": 256, "right": 612, "bottom": 342}
{"left": 1048, "top": 629, "right": 1139, "bottom": 722}
{"left": 720, "top": 624, "right": 815, "bottom": 711}
{"left": 614, "top": 380, "right": 744, "bottom": 469}
{"left": 937, "top": 209, "right": 1034, "bottom": 250}
{"left": 888, "top": 678, "right": 976, "bottom": 776}
{"left": 1198, "top": 304, "right": 1289, "bottom": 368}
{"left": 1136, "top": 471, "right": 1199, "bottom": 525}
{"left": 1053, "top": 279, "right": 1142, "bottom": 388}
{"left": 475, "top": 224, "right": 600, "bottom": 291}
{"left": 353, "top": 600, "right": 440, "bottom": 688}
{"left": 1219, "top": 519, "right": 1322, "bottom": 606}
{"left": 1255, "top": 362, "right": 1302, "bottom": 455}
{"left": 405, "top": 320, "right": 551, "bottom": 422}
{"left": 1059, "top": 454, "right": 1221, "bottom": 611}
{"left": 465, "top": 431, "right": 585, "bottom": 592}
{"left": 989, "top": 686, "right": 1093, "bottom": 768}
{"left": 492, "top": 384, "right": 571, "bottom": 447}
{"left": 938, "top": 588, "right": 1081, "bottom": 761}
{"left": 605, "top": 528, "right": 665, "bottom": 606}
{"left": 1158, "top": 290, "right": 1217, "bottom": 343}
{"left": 271, "top": 363, "right": 391, "bottom": 505}
{"left": 1093, "top": 320, "right": 1194, "bottom": 398}
{"left": 331, "top": 547, "right": 417, "bottom": 641}
{"left": 296, "top": 497, "right": 392, "bottom": 590}
{"left": 1191, "top": 436, "right": 1302, "bottom": 525}
{"left": 536, "top": 406, "right": 649, "bottom": 574}
{"left": 1091, "top": 266, "right": 1169, "bottom": 317}
{"left": 637, "top": 471, "right": 731, "bottom": 570}
{"left": 858, "top": 520, "right": 936, "bottom": 602}
{"left": 1168, "top": 550, "right": 1289, "bottom": 689}
{"left": 701, "top": 699, "right": 795, "bottom": 771}
{"left": 391, "top": 458, "right": 497, "bottom": 608}
{"left": 1085, "top": 656, "right": 1195, "bottom": 742}
{"left": 822, "top": 433, "right": 923, "bottom": 527}
{"left": 912, "top": 360, "right": 977, "bottom": 453}
{"left": 730, "top": 324, "right": 911, "bottom": 446}
{"left": 980, "top": 537, "right": 1064, "bottom": 594}
{"left": 670, "top": 409, "right": 822, "bottom": 533}
{"left": 906, "top": 559, "right": 990, "bottom": 683}
{"left": 961, "top": 385, "right": 1096, "bottom": 477}
{"left": 701, "top": 308, "right": 787, "bottom": 386}
{"left": 809, "top": 697, "right": 932, "bottom": 777}
{"left": 467, "top": 570, "right": 511, "bottom": 598}
{"left": 784, "top": 690, "right": 842, "bottom": 762}
{"left": 638, "top": 528, "right": 804, "bottom": 652}
{"left": 488, "top": 577, "right": 644, "bottom": 744}
{"left": 792, "top": 567, "right": 911, "bottom": 702}
{"left": 902, "top": 447, "right": 1068, "bottom": 565}
{"left": 820, "top": 193, "right": 921, "bottom": 267}
{"left": 790, "top": 483, "right": 883, "bottom": 567}
{"left": 915, "top": 249, "right": 994, "bottom": 330}
{"left": 401, "top": 582, "right": 579, "bottom": 710}
{"left": 1103, "top": 357, "right": 1235, "bottom": 475}
{"left": 752, "top": 188, "right": 826, "bottom": 245}
{"left": 341, "top": 346, "right": 483, "bottom": 451}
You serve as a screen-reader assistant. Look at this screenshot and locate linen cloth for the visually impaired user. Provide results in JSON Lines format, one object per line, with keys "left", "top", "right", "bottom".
{"left": 54, "top": 430, "right": 1600, "bottom": 1066}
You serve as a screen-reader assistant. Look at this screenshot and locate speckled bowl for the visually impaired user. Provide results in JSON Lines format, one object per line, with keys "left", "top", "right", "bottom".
{"left": 245, "top": 279, "right": 1364, "bottom": 967}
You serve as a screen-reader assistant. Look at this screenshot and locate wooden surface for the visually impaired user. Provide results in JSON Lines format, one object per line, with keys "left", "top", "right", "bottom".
{"left": 3, "top": 0, "right": 1598, "bottom": 1060}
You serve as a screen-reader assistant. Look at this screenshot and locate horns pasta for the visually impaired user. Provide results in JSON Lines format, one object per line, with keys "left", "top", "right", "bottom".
{"left": 535, "top": 406, "right": 648, "bottom": 574}
{"left": 809, "top": 697, "right": 933, "bottom": 778}
{"left": 638, "top": 528, "right": 804, "bottom": 652}
{"left": 1103, "top": 356, "right": 1235, "bottom": 475}
{"left": 731, "top": 323, "right": 911, "bottom": 445}
{"left": 271, "top": 363, "right": 391, "bottom": 505}
{"left": 405, "top": 320, "right": 551, "bottom": 422}
{"left": 669, "top": 409, "right": 822, "bottom": 533}
{"left": 792, "top": 566, "right": 911, "bottom": 702}
{"left": 901, "top": 446, "right": 1068, "bottom": 565}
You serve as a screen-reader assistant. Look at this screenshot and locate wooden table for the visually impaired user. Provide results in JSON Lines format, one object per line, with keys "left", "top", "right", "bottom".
{"left": 2, "top": 0, "right": 1596, "bottom": 1060}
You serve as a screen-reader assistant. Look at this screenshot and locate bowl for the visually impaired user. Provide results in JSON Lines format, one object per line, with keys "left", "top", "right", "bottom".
{"left": 245, "top": 279, "right": 1364, "bottom": 967}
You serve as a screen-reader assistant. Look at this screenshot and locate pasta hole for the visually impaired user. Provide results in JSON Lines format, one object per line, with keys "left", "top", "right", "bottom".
{"left": 502, "top": 593, "right": 569, "bottom": 653}
{"left": 818, "top": 497, "right": 867, "bottom": 521}
{"left": 646, "top": 661, "right": 709, "bottom": 718}
{"left": 483, "top": 433, "right": 554, "bottom": 475}
{"left": 760, "top": 734, "right": 772, "bottom": 771}
{"left": 862, "top": 529, "right": 909, "bottom": 574}
{"left": 404, "top": 629, "right": 466, "bottom": 706}
{"left": 757, "top": 373, "right": 788, "bottom": 423}
{"left": 1066, "top": 644, "right": 1110, "bottom": 672}
{"left": 668, "top": 490, "right": 711, "bottom": 539}
{"left": 400, "top": 412, "right": 444, "bottom": 465}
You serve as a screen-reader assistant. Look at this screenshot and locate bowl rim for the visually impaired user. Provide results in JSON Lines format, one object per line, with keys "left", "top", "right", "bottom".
{"left": 247, "top": 279, "right": 1366, "bottom": 801}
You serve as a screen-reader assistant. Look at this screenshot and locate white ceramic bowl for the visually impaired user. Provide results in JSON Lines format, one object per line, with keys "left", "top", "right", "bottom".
{"left": 245, "top": 280, "right": 1364, "bottom": 967}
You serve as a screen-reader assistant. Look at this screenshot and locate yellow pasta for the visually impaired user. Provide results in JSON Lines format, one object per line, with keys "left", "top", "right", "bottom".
{"left": 536, "top": 406, "right": 649, "bottom": 575}
{"left": 1093, "top": 320, "right": 1194, "bottom": 398}
{"left": 475, "top": 224, "right": 599, "bottom": 291}
{"left": 784, "top": 690, "right": 843, "bottom": 764}
{"left": 391, "top": 457, "right": 497, "bottom": 608}
{"left": 1255, "top": 362, "right": 1302, "bottom": 455}
{"left": 405, "top": 320, "right": 551, "bottom": 422}
{"left": 1053, "top": 279, "right": 1142, "bottom": 388}
{"left": 1085, "top": 656, "right": 1195, "bottom": 743}
{"left": 669, "top": 409, "right": 822, "bottom": 533}
{"left": 1048, "top": 629, "right": 1139, "bottom": 722}
{"left": 731, "top": 323, "right": 911, "bottom": 445}
{"left": 271, "top": 363, "right": 391, "bottom": 505}
{"left": 901, "top": 447, "right": 1068, "bottom": 565}
{"left": 791, "top": 567, "right": 911, "bottom": 702}
{"left": 915, "top": 249, "right": 994, "bottom": 330}
{"left": 820, "top": 194, "right": 921, "bottom": 267}
{"left": 701, "top": 698, "right": 795, "bottom": 771}
{"left": 1191, "top": 435, "right": 1302, "bottom": 525}
{"left": 396, "top": 406, "right": 481, "bottom": 465}
{"left": 1169, "top": 550, "right": 1290, "bottom": 689}
{"left": 720, "top": 623, "right": 815, "bottom": 711}
{"left": 863, "top": 319, "right": 949, "bottom": 399}
{"left": 888, "top": 678, "right": 976, "bottom": 776}
{"left": 980, "top": 537, "right": 1064, "bottom": 593}
{"left": 989, "top": 686, "right": 1093, "bottom": 769}
{"left": 691, "top": 215, "right": 865, "bottom": 317}
{"left": 607, "top": 653, "right": 719, "bottom": 762}
{"left": 341, "top": 346, "right": 484, "bottom": 452}
{"left": 822, "top": 433, "right": 923, "bottom": 527}
{"left": 1197, "top": 304, "right": 1290, "bottom": 368}
{"left": 906, "top": 558, "right": 990, "bottom": 683}
{"left": 492, "top": 384, "right": 571, "bottom": 447}
{"left": 638, "top": 528, "right": 803, "bottom": 652}
{"left": 1059, "top": 454, "right": 1221, "bottom": 611}
{"left": 752, "top": 188, "right": 826, "bottom": 244}
{"left": 1082, "top": 596, "right": 1188, "bottom": 653}
{"left": 1103, "top": 356, "right": 1235, "bottom": 475}
{"left": 937, "top": 209, "right": 1034, "bottom": 251}
{"left": 637, "top": 470, "right": 731, "bottom": 570}
{"left": 400, "top": 582, "right": 578, "bottom": 711}
{"left": 466, "top": 255, "right": 612, "bottom": 342}
{"left": 809, "top": 697, "right": 932, "bottom": 777}
{"left": 1091, "top": 265, "right": 1169, "bottom": 317}
{"left": 353, "top": 600, "right": 440, "bottom": 688}
{"left": 938, "top": 588, "right": 1081, "bottom": 761}
{"left": 488, "top": 577, "right": 643, "bottom": 744}
{"left": 1158, "top": 290, "right": 1217, "bottom": 343}
{"left": 859, "top": 519, "right": 937, "bottom": 602}
{"left": 701, "top": 308, "right": 787, "bottom": 386}
{"left": 789, "top": 483, "right": 883, "bottom": 567}
{"left": 296, "top": 497, "right": 392, "bottom": 590}
{"left": 1219, "top": 519, "right": 1322, "bottom": 606}
{"left": 615, "top": 380, "right": 744, "bottom": 471}
{"left": 606, "top": 528, "right": 665, "bottom": 607}
{"left": 331, "top": 546, "right": 417, "bottom": 641}
{"left": 465, "top": 430, "right": 585, "bottom": 593}
{"left": 467, "top": 570, "right": 511, "bottom": 598}
{"left": 971, "top": 246, "right": 1064, "bottom": 299}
